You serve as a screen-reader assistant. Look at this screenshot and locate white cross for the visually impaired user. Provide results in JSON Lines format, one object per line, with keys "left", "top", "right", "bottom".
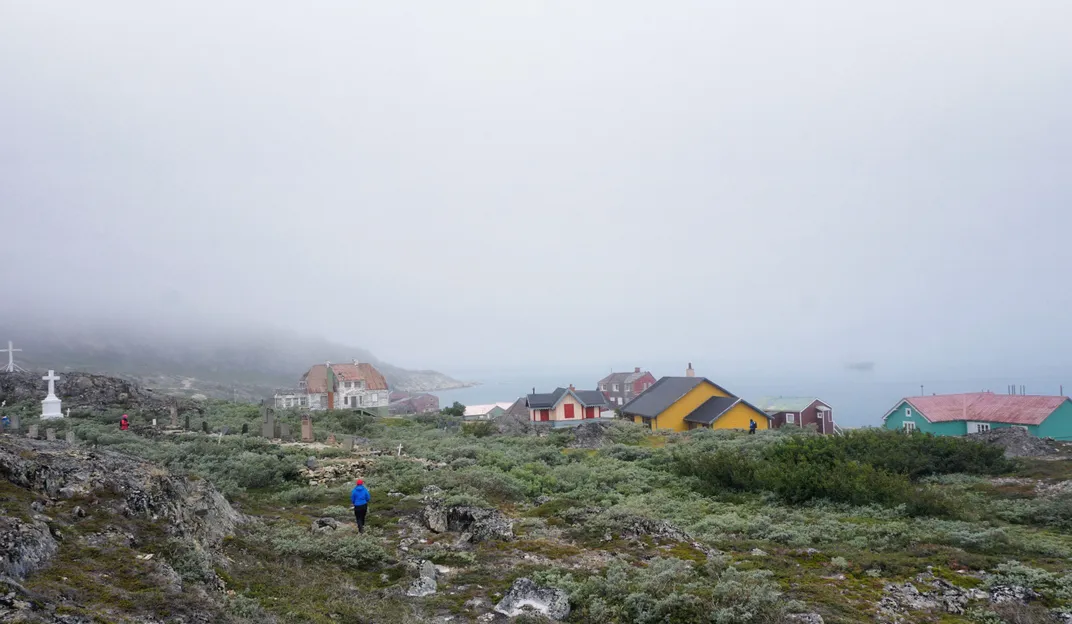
{"left": 397, "top": 443, "right": 403, "bottom": 457}
{"left": 1, "top": 341, "right": 23, "bottom": 372}
{"left": 42, "top": 370, "right": 60, "bottom": 396}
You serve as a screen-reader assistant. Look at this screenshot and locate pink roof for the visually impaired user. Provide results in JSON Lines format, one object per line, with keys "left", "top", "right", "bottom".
{"left": 905, "top": 393, "right": 1069, "bottom": 425}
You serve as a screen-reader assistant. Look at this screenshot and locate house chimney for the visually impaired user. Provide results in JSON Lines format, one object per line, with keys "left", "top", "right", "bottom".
{"left": 352, "top": 358, "right": 359, "bottom": 365}
{"left": 634, "top": 367, "right": 641, "bottom": 373}
{"left": 686, "top": 362, "right": 695, "bottom": 378}
{"left": 569, "top": 384, "right": 575, "bottom": 391}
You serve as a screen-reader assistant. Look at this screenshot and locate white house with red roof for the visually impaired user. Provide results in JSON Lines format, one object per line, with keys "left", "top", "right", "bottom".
{"left": 274, "top": 360, "right": 390, "bottom": 415}
{"left": 882, "top": 392, "right": 1072, "bottom": 440}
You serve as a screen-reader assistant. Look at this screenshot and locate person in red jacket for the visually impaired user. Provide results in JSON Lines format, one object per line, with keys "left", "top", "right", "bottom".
{"left": 120, "top": 414, "right": 129, "bottom": 431}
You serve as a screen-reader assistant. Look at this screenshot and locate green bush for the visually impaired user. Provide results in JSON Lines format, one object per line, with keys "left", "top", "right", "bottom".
{"left": 534, "top": 557, "right": 794, "bottom": 624}
{"left": 672, "top": 430, "right": 1002, "bottom": 515}
{"left": 259, "top": 523, "right": 389, "bottom": 569}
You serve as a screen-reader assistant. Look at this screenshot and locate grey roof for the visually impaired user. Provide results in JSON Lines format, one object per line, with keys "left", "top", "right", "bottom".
{"left": 620, "top": 376, "right": 708, "bottom": 418}
{"left": 753, "top": 397, "right": 824, "bottom": 414}
{"left": 598, "top": 370, "right": 649, "bottom": 386}
{"left": 573, "top": 390, "right": 609, "bottom": 407}
{"left": 527, "top": 387, "right": 608, "bottom": 409}
{"left": 683, "top": 397, "right": 741, "bottom": 425}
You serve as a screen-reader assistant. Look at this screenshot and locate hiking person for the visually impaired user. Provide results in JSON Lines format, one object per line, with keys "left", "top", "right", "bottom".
{"left": 0, "top": 415, "right": 9, "bottom": 431}
{"left": 748, "top": 419, "right": 757, "bottom": 435}
{"left": 351, "top": 478, "right": 370, "bottom": 533}
{"left": 120, "top": 414, "right": 129, "bottom": 431}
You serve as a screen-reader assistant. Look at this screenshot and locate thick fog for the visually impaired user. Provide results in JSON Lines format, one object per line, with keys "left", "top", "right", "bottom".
{"left": 1, "top": 2, "right": 1071, "bottom": 378}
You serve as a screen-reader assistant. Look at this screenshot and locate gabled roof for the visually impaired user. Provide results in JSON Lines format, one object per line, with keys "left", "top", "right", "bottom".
{"left": 683, "top": 396, "right": 740, "bottom": 425}
{"left": 463, "top": 402, "right": 514, "bottom": 417}
{"left": 620, "top": 376, "right": 709, "bottom": 417}
{"left": 753, "top": 397, "right": 825, "bottom": 414}
{"left": 330, "top": 363, "right": 389, "bottom": 390}
{"left": 527, "top": 387, "right": 608, "bottom": 409}
{"left": 301, "top": 362, "right": 388, "bottom": 393}
{"left": 598, "top": 370, "right": 652, "bottom": 386}
{"left": 883, "top": 393, "right": 1070, "bottom": 426}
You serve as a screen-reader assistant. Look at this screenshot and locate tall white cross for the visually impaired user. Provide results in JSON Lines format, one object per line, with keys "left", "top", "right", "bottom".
{"left": 43, "top": 370, "right": 60, "bottom": 397}
{"left": 1, "top": 341, "right": 23, "bottom": 372}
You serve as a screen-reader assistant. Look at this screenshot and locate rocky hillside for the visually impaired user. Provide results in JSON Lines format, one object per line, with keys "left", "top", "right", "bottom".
{"left": 0, "top": 370, "right": 204, "bottom": 418}
{"left": 0, "top": 317, "right": 469, "bottom": 401}
{"left": 0, "top": 436, "right": 242, "bottom": 623}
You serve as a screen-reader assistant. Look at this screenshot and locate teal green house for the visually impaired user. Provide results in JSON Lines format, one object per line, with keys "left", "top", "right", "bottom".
{"left": 882, "top": 392, "right": 1072, "bottom": 440}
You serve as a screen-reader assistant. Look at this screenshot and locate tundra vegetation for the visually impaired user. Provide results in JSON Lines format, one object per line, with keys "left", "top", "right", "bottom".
{"left": 5, "top": 398, "right": 1072, "bottom": 623}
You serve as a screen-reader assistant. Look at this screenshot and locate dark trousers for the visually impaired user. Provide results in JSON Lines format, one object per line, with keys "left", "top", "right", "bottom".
{"left": 354, "top": 504, "right": 368, "bottom": 533}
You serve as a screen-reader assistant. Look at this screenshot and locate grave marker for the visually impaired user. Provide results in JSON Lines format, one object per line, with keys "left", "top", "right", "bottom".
{"left": 279, "top": 423, "right": 292, "bottom": 441}
{"left": 66, "top": 431, "right": 76, "bottom": 445}
{"left": 241, "top": 423, "right": 249, "bottom": 435}
{"left": 10, "top": 413, "right": 20, "bottom": 433}
{"left": 170, "top": 406, "right": 179, "bottom": 428}
{"left": 28, "top": 425, "right": 39, "bottom": 439}
{"left": 46, "top": 428, "right": 56, "bottom": 441}
{"left": 184, "top": 414, "right": 190, "bottom": 431}
{"left": 327, "top": 433, "right": 338, "bottom": 446}
{"left": 41, "top": 370, "right": 62, "bottom": 420}
{"left": 301, "top": 413, "right": 314, "bottom": 442}
{"left": 261, "top": 407, "right": 276, "bottom": 439}
{"left": 201, "top": 420, "right": 209, "bottom": 434}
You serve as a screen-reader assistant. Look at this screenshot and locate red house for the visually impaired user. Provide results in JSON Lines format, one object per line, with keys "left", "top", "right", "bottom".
{"left": 598, "top": 367, "right": 657, "bottom": 408}
{"left": 753, "top": 397, "right": 838, "bottom": 435}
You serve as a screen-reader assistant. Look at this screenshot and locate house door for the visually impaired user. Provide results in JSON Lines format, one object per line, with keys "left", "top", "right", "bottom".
{"left": 564, "top": 404, "right": 575, "bottom": 419}
{"left": 540, "top": 409, "right": 550, "bottom": 421}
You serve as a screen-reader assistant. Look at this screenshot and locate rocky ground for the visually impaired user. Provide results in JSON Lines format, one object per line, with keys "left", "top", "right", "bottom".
{"left": 0, "top": 436, "right": 240, "bottom": 622}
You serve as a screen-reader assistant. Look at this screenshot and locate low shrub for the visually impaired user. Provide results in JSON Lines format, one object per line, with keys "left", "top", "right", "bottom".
{"left": 534, "top": 557, "right": 796, "bottom": 624}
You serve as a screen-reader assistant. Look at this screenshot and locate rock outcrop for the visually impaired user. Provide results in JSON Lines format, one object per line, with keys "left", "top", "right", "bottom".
{"left": 0, "top": 436, "right": 242, "bottom": 575}
{"left": 568, "top": 421, "right": 612, "bottom": 449}
{"left": 419, "top": 486, "right": 513, "bottom": 543}
{"left": 494, "top": 577, "right": 570, "bottom": 621}
{"left": 0, "top": 516, "right": 58, "bottom": 579}
{"left": 968, "top": 427, "right": 1057, "bottom": 458}
{"left": 405, "top": 560, "right": 437, "bottom": 597}
{"left": 0, "top": 370, "right": 202, "bottom": 417}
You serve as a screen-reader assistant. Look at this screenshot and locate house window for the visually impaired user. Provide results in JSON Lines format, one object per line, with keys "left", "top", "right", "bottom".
{"left": 299, "top": 396, "right": 308, "bottom": 406}
{"left": 642, "top": 417, "right": 652, "bottom": 430}
{"left": 564, "top": 404, "right": 575, "bottom": 419}
{"left": 617, "top": 397, "right": 623, "bottom": 405}
{"left": 612, "top": 384, "right": 619, "bottom": 392}
{"left": 371, "top": 393, "right": 379, "bottom": 403}
{"left": 903, "top": 421, "right": 916, "bottom": 432}
{"left": 540, "top": 409, "right": 550, "bottom": 421}
{"left": 972, "top": 423, "right": 991, "bottom": 433}
{"left": 905, "top": 407, "right": 912, "bottom": 417}
{"left": 786, "top": 413, "right": 795, "bottom": 424}
{"left": 600, "top": 384, "right": 606, "bottom": 391}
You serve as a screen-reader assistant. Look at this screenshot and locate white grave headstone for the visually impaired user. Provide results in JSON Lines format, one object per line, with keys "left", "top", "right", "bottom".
{"left": 41, "top": 370, "right": 63, "bottom": 420}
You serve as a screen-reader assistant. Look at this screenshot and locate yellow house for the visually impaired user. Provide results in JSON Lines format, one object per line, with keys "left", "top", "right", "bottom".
{"left": 621, "top": 371, "right": 770, "bottom": 433}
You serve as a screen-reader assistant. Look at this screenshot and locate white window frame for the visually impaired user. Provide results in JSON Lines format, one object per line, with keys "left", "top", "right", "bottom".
{"left": 969, "top": 422, "right": 991, "bottom": 434}
{"left": 785, "top": 413, "right": 795, "bottom": 424}
{"left": 600, "top": 384, "right": 606, "bottom": 391}
{"left": 905, "top": 407, "right": 912, "bottom": 418}
{"left": 903, "top": 421, "right": 916, "bottom": 432}
{"left": 612, "top": 384, "right": 619, "bottom": 392}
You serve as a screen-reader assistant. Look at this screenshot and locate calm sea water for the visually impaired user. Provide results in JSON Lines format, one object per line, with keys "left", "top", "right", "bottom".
{"left": 432, "top": 370, "right": 1070, "bottom": 429}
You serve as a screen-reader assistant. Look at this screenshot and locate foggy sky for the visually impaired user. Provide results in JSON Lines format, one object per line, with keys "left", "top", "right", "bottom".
{"left": 2, "top": 2, "right": 1071, "bottom": 378}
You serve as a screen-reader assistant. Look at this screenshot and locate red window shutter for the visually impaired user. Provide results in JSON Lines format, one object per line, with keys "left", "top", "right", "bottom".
{"left": 564, "top": 404, "right": 575, "bottom": 419}
{"left": 540, "top": 409, "right": 550, "bottom": 421}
